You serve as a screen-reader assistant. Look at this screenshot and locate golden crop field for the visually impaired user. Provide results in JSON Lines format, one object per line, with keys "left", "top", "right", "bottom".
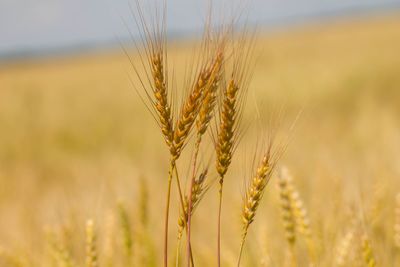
{"left": 0, "top": 12, "right": 400, "bottom": 267}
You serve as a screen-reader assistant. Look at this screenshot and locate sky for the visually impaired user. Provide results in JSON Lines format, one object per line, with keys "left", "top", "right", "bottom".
{"left": 0, "top": 0, "right": 399, "bottom": 56}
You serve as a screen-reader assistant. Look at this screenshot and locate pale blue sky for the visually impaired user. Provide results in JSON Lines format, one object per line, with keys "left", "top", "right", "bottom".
{"left": 0, "top": 0, "right": 399, "bottom": 56}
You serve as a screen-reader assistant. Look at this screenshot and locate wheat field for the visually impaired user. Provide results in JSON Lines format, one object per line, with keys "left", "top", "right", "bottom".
{"left": 0, "top": 11, "right": 400, "bottom": 267}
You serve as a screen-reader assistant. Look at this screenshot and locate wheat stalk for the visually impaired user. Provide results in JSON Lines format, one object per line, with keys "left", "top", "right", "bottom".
{"left": 175, "top": 169, "right": 209, "bottom": 267}
{"left": 178, "top": 169, "right": 209, "bottom": 240}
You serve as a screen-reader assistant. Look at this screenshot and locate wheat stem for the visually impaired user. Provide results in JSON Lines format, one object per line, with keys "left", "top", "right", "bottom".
{"left": 217, "top": 181, "right": 224, "bottom": 267}
{"left": 186, "top": 137, "right": 201, "bottom": 267}
{"left": 164, "top": 160, "right": 176, "bottom": 267}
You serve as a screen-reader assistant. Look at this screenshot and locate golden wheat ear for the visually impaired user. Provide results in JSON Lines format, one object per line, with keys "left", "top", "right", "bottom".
{"left": 126, "top": 3, "right": 179, "bottom": 265}
{"left": 237, "top": 140, "right": 279, "bottom": 266}
{"left": 214, "top": 28, "right": 256, "bottom": 182}
{"left": 177, "top": 168, "right": 210, "bottom": 240}
{"left": 172, "top": 33, "right": 223, "bottom": 160}
{"left": 125, "top": 0, "right": 174, "bottom": 152}
{"left": 214, "top": 28, "right": 257, "bottom": 267}
{"left": 184, "top": 30, "right": 227, "bottom": 267}
{"left": 175, "top": 168, "right": 209, "bottom": 266}
{"left": 195, "top": 32, "right": 227, "bottom": 139}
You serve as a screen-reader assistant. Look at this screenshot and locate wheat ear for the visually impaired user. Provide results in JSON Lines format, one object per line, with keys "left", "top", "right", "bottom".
{"left": 196, "top": 50, "right": 224, "bottom": 137}
{"left": 151, "top": 52, "right": 174, "bottom": 150}
{"left": 215, "top": 29, "right": 256, "bottom": 265}
{"left": 175, "top": 170, "right": 208, "bottom": 267}
{"left": 238, "top": 145, "right": 276, "bottom": 266}
{"left": 288, "top": 182, "right": 316, "bottom": 263}
{"left": 128, "top": 4, "right": 176, "bottom": 265}
{"left": 178, "top": 170, "right": 209, "bottom": 240}
{"left": 172, "top": 61, "right": 213, "bottom": 160}
{"left": 216, "top": 79, "right": 239, "bottom": 180}
{"left": 186, "top": 48, "right": 224, "bottom": 267}
{"left": 216, "top": 78, "right": 240, "bottom": 267}
{"left": 278, "top": 168, "right": 297, "bottom": 266}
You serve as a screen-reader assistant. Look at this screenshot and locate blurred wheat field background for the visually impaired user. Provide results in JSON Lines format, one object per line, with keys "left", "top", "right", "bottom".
{"left": 0, "top": 12, "right": 400, "bottom": 266}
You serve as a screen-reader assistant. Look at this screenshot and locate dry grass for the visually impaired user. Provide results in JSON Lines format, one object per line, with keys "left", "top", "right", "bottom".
{"left": 0, "top": 11, "right": 400, "bottom": 267}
